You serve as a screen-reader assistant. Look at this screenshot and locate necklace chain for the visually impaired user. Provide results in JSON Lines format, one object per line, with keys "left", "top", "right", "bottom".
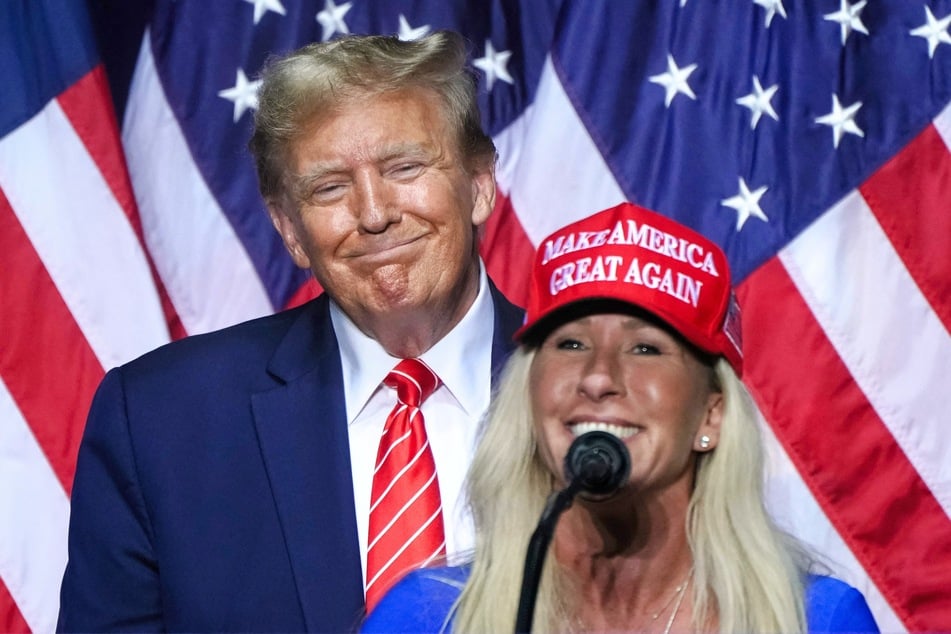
{"left": 650, "top": 568, "right": 692, "bottom": 634}
{"left": 662, "top": 574, "right": 689, "bottom": 634}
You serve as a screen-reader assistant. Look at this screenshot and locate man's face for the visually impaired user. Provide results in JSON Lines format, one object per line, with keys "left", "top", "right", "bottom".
{"left": 270, "top": 87, "right": 495, "bottom": 329}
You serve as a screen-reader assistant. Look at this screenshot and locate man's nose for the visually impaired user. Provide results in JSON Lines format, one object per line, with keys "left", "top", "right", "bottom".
{"left": 354, "top": 172, "right": 399, "bottom": 234}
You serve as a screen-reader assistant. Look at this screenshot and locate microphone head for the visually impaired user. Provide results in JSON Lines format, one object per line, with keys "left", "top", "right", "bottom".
{"left": 564, "top": 430, "right": 631, "bottom": 497}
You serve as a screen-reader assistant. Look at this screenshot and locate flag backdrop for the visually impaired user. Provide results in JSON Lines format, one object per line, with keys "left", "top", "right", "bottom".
{"left": 2, "top": 0, "right": 949, "bottom": 631}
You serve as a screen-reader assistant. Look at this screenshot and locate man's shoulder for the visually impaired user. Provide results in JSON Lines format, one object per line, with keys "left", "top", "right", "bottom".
{"left": 487, "top": 277, "right": 525, "bottom": 339}
{"left": 120, "top": 295, "right": 331, "bottom": 381}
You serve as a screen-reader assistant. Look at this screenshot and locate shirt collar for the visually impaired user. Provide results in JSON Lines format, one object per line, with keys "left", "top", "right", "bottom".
{"left": 330, "top": 262, "right": 496, "bottom": 423}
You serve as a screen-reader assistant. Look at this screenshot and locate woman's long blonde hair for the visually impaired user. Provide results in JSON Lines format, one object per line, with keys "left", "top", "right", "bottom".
{"left": 452, "top": 348, "right": 809, "bottom": 633}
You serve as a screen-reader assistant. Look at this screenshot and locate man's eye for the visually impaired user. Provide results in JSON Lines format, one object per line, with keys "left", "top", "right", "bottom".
{"left": 312, "top": 184, "right": 343, "bottom": 199}
{"left": 633, "top": 343, "right": 660, "bottom": 355}
{"left": 391, "top": 163, "right": 423, "bottom": 177}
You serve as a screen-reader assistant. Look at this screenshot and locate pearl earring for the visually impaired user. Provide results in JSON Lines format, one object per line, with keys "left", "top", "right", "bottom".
{"left": 699, "top": 435, "right": 711, "bottom": 449}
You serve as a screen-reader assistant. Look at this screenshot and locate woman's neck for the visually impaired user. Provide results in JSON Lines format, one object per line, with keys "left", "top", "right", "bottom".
{"left": 550, "top": 487, "right": 696, "bottom": 631}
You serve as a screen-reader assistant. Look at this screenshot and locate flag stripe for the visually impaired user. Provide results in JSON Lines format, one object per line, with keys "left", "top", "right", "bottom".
{"left": 0, "top": 188, "right": 101, "bottom": 492}
{"left": 760, "top": 419, "right": 901, "bottom": 632}
{"left": 936, "top": 102, "right": 951, "bottom": 151}
{"left": 740, "top": 258, "right": 951, "bottom": 630}
{"left": 0, "top": 577, "right": 29, "bottom": 634}
{"left": 480, "top": 194, "right": 534, "bottom": 303}
{"left": 57, "top": 68, "right": 139, "bottom": 230}
{"left": 57, "top": 66, "right": 185, "bottom": 341}
{"left": 6, "top": 2, "right": 946, "bottom": 630}
{"left": 123, "top": 34, "right": 274, "bottom": 336}
{"left": 858, "top": 114, "right": 951, "bottom": 335}
{"left": 494, "top": 58, "right": 625, "bottom": 246}
{"left": 0, "top": 98, "right": 168, "bottom": 371}
{"left": 0, "top": 378, "right": 70, "bottom": 634}
{"left": 782, "top": 190, "right": 951, "bottom": 518}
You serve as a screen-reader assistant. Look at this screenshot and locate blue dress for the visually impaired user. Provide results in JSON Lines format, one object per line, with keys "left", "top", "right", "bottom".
{"left": 361, "top": 565, "right": 880, "bottom": 633}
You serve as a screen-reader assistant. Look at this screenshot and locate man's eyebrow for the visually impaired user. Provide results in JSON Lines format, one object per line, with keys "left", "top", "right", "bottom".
{"left": 288, "top": 141, "right": 437, "bottom": 195}
{"left": 287, "top": 164, "right": 347, "bottom": 200}
{"left": 378, "top": 141, "right": 431, "bottom": 162}
{"left": 296, "top": 163, "right": 346, "bottom": 184}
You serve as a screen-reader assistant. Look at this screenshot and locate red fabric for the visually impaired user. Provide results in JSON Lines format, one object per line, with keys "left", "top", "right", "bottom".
{"left": 0, "top": 188, "right": 102, "bottom": 494}
{"left": 0, "top": 579, "right": 29, "bottom": 634}
{"left": 738, "top": 259, "right": 951, "bottom": 630}
{"left": 365, "top": 359, "right": 446, "bottom": 612}
{"left": 515, "top": 202, "right": 742, "bottom": 373}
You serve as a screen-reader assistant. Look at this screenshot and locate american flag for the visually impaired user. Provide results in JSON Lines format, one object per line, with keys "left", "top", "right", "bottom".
{"left": 2, "top": 0, "right": 949, "bottom": 631}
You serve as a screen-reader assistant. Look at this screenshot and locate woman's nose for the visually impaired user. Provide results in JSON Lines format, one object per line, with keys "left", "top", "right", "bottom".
{"left": 577, "top": 350, "right": 625, "bottom": 401}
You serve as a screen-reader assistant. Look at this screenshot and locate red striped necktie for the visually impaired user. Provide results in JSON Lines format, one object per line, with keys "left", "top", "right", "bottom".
{"left": 365, "top": 358, "right": 446, "bottom": 612}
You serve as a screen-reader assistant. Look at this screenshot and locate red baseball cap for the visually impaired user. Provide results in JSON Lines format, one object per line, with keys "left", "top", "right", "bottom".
{"left": 515, "top": 202, "right": 743, "bottom": 375}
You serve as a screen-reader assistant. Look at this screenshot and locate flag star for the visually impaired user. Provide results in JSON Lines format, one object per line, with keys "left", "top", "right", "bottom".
{"left": 721, "top": 178, "right": 769, "bottom": 231}
{"left": 397, "top": 15, "right": 431, "bottom": 41}
{"left": 243, "top": 0, "right": 285, "bottom": 25}
{"left": 736, "top": 76, "right": 779, "bottom": 129}
{"left": 824, "top": 0, "right": 869, "bottom": 45}
{"left": 815, "top": 94, "right": 864, "bottom": 148}
{"left": 473, "top": 40, "right": 514, "bottom": 91}
{"left": 753, "top": 0, "right": 787, "bottom": 28}
{"left": 910, "top": 6, "right": 951, "bottom": 59}
{"left": 649, "top": 54, "right": 698, "bottom": 107}
{"left": 316, "top": 0, "right": 352, "bottom": 42}
{"left": 218, "top": 68, "right": 261, "bottom": 123}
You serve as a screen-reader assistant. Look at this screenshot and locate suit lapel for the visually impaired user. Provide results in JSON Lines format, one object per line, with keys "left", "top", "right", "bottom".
{"left": 251, "top": 298, "right": 365, "bottom": 631}
{"left": 249, "top": 285, "right": 522, "bottom": 631}
{"left": 488, "top": 280, "right": 526, "bottom": 388}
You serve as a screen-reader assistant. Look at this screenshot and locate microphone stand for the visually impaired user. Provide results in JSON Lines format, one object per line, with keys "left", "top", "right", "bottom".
{"left": 514, "top": 480, "right": 581, "bottom": 634}
{"left": 513, "top": 431, "right": 630, "bottom": 633}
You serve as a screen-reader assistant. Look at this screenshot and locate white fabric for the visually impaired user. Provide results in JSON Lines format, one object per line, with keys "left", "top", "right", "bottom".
{"left": 332, "top": 263, "right": 495, "bottom": 586}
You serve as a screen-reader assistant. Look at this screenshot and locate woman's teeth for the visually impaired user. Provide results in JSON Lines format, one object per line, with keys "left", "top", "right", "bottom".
{"left": 569, "top": 422, "right": 639, "bottom": 439}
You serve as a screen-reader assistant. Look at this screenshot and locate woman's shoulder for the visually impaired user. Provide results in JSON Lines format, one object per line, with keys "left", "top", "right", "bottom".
{"left": 805, "top": 574, "right": 879, "bottom": 633}
{"left": 360, "top": 565, "right": 471, "bottom": 633}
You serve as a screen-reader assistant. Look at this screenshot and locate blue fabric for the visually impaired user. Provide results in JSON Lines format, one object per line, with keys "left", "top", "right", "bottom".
{"left": 58, "top": 286, "right": 523, "bottom": 633}
{"left": 362, "top": 565, "right": 880, "bottom": 633}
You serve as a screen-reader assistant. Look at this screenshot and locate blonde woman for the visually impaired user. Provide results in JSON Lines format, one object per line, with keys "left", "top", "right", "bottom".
{"left": 362, "top": 202, "right": 878, "bottom": 633}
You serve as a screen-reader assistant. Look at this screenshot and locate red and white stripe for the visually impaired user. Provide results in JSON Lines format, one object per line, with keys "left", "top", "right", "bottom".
{"left": 122, "top": 32, "right": 274, "bottom": 336}
{"left": 0, "top": 66, "right": 170, "bottom": 632}
{"left": 487, "top": 56, "right": 951, "bottom": 631}
{"left": 369, "top": 440, "right": 434, "bottom": 516}
{"left": 4, "top": 27, "right": 948, "bottom": 631}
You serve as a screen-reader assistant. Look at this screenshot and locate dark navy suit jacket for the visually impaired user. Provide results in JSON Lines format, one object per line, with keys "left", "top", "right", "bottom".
{"left": 57, "top": 284, "right": 523, "bottom": 633}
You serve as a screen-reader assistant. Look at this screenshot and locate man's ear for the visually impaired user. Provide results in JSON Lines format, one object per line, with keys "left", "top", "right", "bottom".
{"left": 267, "top": 202, "right": 311, "bottom": 269}
{"left": 469, "top": 161, "right": 497, "bottom": 228}
{"left": 694, "top": 392, "right": 723, "bottom": 452}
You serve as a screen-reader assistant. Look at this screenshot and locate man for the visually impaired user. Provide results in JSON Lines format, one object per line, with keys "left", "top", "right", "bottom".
{"left": 58, "top": 31, "right": 523, "bottom": 632}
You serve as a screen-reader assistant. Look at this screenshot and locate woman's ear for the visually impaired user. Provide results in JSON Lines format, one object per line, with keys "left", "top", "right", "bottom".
{"left": 694, "top": 392, "right": 723, "bottom": 452}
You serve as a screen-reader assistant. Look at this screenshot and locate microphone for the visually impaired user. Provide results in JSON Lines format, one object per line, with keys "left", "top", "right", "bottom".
{"left": 564, "top": 430, "right": 631, "bottom": 497}
{"left": 515, "top": 431, "right": 631, "bottom": 633}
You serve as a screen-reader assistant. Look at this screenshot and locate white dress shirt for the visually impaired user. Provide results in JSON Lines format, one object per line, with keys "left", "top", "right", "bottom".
{"left": 330, "top": 264, "right": 495, "bottom": 587}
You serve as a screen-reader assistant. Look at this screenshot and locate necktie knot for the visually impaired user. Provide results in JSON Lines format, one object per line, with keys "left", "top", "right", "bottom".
{"left": 383, "top": 358, "right": 439, "bottom": 408}
{"left": 367, "top": 357, "right": 446, "bottom": 610}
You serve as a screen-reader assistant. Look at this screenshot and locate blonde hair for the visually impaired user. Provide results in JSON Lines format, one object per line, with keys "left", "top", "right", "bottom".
{"left": 453, "top": 351, "right": 809, "bottom": 633}
{"left": 248, "top": 31, "right": 496, "bottom": 204}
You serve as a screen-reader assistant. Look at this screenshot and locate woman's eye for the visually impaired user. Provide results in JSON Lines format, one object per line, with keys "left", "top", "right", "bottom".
{"left": 556, "top": 338, "right": 585, "bottom": 350}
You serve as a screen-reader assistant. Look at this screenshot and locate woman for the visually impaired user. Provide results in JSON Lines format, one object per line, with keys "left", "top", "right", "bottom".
{"left": 361, "top": 202, "right": 878, "bottom": 633}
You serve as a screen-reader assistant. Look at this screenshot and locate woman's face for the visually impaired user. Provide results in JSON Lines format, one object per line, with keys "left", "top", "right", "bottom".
{"left": 529, "top": 312, "right": 723, "bottom": 494}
